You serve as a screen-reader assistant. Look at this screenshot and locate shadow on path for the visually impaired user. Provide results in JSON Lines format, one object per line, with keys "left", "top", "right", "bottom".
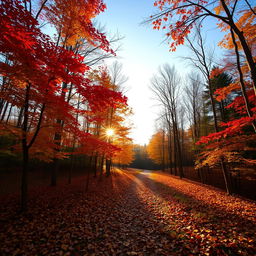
{"left": 125, "top": 169, "right": 256, "bottom": 255}
{"left": 0, "top": 168, "right": 256, "bottom": 255}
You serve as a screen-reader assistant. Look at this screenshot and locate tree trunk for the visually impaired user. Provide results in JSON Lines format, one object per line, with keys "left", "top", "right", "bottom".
{"left": 168, "top": 133, "right": 173, "bottom": 174}
{"left": 173, "top": 137, "right": 177, "bottom": 176}
{"left": 21, "top": 83, "right": 30, "bottom": 212}
{"left": 220, "top": 160, "right": 232, "bottom": 195}
{"left": 0, "top": 101, "right": 9, "bottom": 121}
{"left": 21, "top": 146, "right": 29, "bottom": 212}
{"left": 230, "top": 28, "right": 256, "bottom": 132}
{"left": 161, "top": 130, "right": 165, "bottom": 172}
{"left": 106, "top": 159, "right": 111, "bottom": 177}
{"left": 208, "top": 80, "right": 233, "bottom": 194}
{"left": 17, "top": 107, "right": 24, "bottom": 127}
{"left": 68, "top": 94, "right": 81, "bottom": 184}
{"left": 52, "top": 82, "right": 68, "bottom": 186}
{"left": 99, "top": 155, "right": 105, "bottom": 178}
{"left": 220, "top": 0, "right": 256, "bottom": 95}
{"left": 93, "top": 154, "right": 98, "bottom": 177}
{"left": 231, "top": 26, "right": 256, "bottom": 95}
{"left": 52, "top": 125, "right": 62, "bottom": 186}
{"left": 219, "top": 101, "right": 226, "bottom": 122}
{"left": 174, "top": 121, "right": 184, "bottom": 178}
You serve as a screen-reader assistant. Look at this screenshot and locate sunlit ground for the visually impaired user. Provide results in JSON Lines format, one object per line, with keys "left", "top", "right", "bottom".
{"left": 0, "top": 168, "right": 255, "bottom": 255}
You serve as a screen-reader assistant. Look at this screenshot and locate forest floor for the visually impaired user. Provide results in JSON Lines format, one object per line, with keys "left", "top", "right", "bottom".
{"left": 0, "top": 168, "right": 256, "bottom": 256}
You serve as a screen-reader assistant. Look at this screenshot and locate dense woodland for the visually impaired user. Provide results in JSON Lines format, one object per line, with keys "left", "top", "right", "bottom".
{"left": 0, "top": 0, "right": 135, "bottom": 211}
{"left": 0, "top": 0, "right": 256, "bottom": 255}
{"left": 0, "top": 0, "right": 256, "bottom": 205}
{"left": 146, "top": 0, "right": 256, "bottom": 198}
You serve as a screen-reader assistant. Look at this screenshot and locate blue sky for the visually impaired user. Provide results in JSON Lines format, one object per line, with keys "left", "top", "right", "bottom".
{"left": 97, "top": 0, "right": 225, "bottom": 145}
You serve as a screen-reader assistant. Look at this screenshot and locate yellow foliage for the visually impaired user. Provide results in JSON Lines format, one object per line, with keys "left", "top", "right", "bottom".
{"left": 195, "top": 135, "right": 256, "bottom": 169}
{"left": 147, "top": 130, "right": 168, "bottom": 165}
{"left": 112, "top": 142, "right": 135, "bottom": 165}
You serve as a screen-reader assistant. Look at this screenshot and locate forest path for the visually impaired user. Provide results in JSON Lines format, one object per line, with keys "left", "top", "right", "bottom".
{"left": 0, "top": 169, "right": 256, "bottom": 255}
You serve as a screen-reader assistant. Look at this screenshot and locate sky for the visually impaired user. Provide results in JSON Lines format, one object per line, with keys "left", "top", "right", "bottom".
{"left": 97, "top": 0, "right": 224, "bottom": 145}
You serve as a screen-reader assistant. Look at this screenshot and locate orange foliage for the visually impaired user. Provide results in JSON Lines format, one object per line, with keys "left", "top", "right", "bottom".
{"left": 45, "top": 0, "right": 112, "bottom": 52}
{"left": 214, "top": 82, "right": 240, "bottom": 102}
{"left": 112, "top": 142, "right": 135, "bottom": 166}
{"left": 147, "top": 131, "right": 167, "bottom": 165}
{"left": 209, "top": 67, "right": 224, "bottom": 79}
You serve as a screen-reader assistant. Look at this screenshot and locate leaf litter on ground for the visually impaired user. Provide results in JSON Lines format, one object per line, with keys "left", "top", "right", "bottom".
{"left": 0, "top": 168, "right": 256, "bottom": 255}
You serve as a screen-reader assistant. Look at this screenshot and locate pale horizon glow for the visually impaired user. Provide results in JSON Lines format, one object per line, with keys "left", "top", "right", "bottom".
{"left": 97, "top": 0, "right": 225, "bottom": 145}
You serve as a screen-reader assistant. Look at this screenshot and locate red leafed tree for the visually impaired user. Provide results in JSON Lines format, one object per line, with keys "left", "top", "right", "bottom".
{"left": 149, "top": 0, "right": 256, "bottom": 95}
{"left": 0, "top": 0, "right": 90, "bottom": 210}
{"left": 33, "top": 0, "right": 118, "bottom": 186}
{"left": 196, "top": 69, "right": 256, "bottom": 169}
{"left": 0, "top": 0, "right": 128, "bottom": 211}
{"left": 75, "top": 67, "right": 128, "bottom": 180}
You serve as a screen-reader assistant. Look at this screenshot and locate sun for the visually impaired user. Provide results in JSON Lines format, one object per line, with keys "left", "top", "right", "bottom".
{"left": 106, "top": 128, "right": 115, "bottom": 137}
